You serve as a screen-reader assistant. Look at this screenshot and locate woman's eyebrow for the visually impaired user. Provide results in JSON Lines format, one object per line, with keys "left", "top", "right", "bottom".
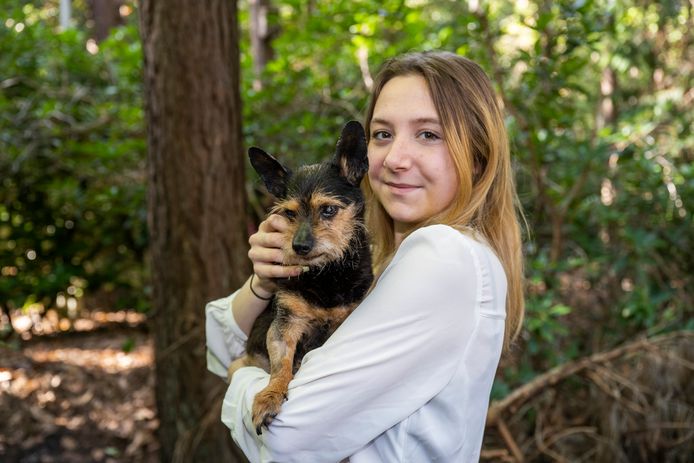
{"left": 370, "top": 117, "right": 391, "bottom": 126}
{"left": 371, "top": 117, "right": 441, "bottom": 126}
{"left": 411, "top": 117, "right": 441, "bottom": 125}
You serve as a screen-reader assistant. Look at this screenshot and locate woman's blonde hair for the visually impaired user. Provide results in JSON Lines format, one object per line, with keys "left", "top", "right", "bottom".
{"left": 363, "top": 51, "right": 525, "bottom": 350}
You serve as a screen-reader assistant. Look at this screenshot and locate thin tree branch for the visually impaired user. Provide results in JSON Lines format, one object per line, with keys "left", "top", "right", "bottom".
{"left": 487, "top": 331, "right": 694, "bottom": 425}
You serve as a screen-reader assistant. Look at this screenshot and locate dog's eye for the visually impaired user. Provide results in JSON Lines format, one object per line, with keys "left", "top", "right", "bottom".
{"left": 283, "top": 209, "right": 297, "bottom": 220}
{"left": 319, "top": 205, "right": 338, "bottom": 219}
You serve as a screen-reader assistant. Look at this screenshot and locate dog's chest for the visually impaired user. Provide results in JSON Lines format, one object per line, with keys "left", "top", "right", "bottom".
{"left": 275, "top": 291, "right": 355, "bottom": 327}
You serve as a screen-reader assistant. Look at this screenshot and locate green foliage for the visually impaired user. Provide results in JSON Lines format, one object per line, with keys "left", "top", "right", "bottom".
{"left": 1, "top": 0, "right": 692, "bottom": 397}
{"left": 488, "top": 0, "right": 692, "bottom": 387}
{"left": 238, "top": 0, "right": 693, "bottom": 391}
{"left": 240, "top": 0, "right": 478, "bottom": 165}
{"left": 121, "top": 336, "right": 136, "bottom": 353}
{"left": 0, "top": 3, "right": 147, "bottom": 313}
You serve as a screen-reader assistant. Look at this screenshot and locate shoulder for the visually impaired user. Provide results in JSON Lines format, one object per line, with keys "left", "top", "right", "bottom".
{"left": 395, "top": 224, "right": 494, "bottom": 266}
{"left": 389, "top": 224, "right": 506, "bottom": 299}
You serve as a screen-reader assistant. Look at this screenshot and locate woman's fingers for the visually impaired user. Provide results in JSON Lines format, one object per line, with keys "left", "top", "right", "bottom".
{"left": 257, "top": 214, "right": 290, "bottom": 233}
{"left": 248, "top": 246, "right": 285, "bottom": 266}
{"left": 253, "top": 263, "right": 302, "bottom": 280}
{"left": 248, "top": 213, "right": 302, "bottom": 281}
{"left": 248, "top": 231, "right": 286, "bottom": 251}
{"left": 250, "top": 214, "right": 290, "bottom": 250}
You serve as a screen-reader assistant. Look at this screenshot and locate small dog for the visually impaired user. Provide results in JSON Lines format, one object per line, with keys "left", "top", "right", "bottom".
{"left": 233, "top": 121, "right": 373, "bottom": 434}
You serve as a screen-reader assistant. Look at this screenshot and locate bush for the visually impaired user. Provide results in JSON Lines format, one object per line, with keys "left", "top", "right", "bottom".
{"left": 0, "top": 4, "right": 147, "bottom": 314}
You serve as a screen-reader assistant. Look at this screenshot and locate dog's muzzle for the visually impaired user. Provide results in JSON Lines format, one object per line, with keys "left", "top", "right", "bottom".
{"left": 292, "top": 222, "right": 314, "bottom": 256}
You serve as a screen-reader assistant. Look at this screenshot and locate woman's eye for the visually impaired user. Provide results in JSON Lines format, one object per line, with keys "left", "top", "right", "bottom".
{"left": 284, "top": 209, "right": 297, "bottom": 219}
{"left": 418, "top": 130, "right": 441, "bottom": 141}
{"left": 320, "top": 205, "right": 338, "bottom": 219}
{"left": 371, "top": 130, "right": 391, "bottom": 141}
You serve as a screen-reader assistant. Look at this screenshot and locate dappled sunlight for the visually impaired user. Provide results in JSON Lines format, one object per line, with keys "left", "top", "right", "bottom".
{"left": 5, "top": 308, "right": 147, "bottom": 341}
{"left": 24, "top": 338, "right": 152, "bottom": 373}
{"left": 0, "top": 332, "right": 158, "bottom": 461}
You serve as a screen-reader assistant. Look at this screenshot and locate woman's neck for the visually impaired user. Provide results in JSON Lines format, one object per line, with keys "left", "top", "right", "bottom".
{"left": 393, "top": 221, "right": 411, "bottom": 247}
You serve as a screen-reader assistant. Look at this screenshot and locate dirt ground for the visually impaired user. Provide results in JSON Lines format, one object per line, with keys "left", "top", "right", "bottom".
{"left": 2, "top": 310, "right": 691, "bottom": 462}
{"left": 0, "top": 324, "right": 159, "bottom": 462}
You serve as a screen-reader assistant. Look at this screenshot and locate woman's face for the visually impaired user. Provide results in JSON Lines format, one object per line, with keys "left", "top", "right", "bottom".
{"left": 368, "top": 74, "right": 459, "bottom": 234}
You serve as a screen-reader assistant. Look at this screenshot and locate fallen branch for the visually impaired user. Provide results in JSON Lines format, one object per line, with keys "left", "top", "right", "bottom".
{"left": 487, "top": 330, "right": 693, "bottom": 426}
{"left": 480, "top": 448, "right": 514, "bottom": 462}
{"left": 497, "top": 418, "right": 524, "bottom": 463}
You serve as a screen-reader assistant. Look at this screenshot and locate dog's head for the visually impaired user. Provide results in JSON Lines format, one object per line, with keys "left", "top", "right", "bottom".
{"left": 249, "top": 121, "right": 368, "bottom": 267}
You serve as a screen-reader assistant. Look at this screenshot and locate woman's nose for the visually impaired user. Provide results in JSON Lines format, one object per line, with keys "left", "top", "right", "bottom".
{"left": 382, "top": 137, "right": 412, "bottom": 171}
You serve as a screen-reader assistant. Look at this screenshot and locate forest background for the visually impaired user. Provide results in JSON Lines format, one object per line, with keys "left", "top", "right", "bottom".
{"left": 1, "top": 0, "right": 692, "bottom": 462}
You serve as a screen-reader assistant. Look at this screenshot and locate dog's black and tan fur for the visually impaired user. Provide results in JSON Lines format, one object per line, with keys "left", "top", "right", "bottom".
{"left": 235, "top": 121, "right": 373, "bottom": 434}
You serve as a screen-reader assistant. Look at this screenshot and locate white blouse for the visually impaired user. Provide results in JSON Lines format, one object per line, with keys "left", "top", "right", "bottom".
{"left": 205, "top": 224, "right": 507, "bottom": 462}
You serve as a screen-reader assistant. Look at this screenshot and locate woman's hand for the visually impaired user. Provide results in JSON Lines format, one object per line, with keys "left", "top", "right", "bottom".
{"left": 248, "top": 214, "right": 303, "bottom": 296}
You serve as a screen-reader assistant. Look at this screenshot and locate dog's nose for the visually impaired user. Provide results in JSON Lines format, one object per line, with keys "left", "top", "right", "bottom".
{"left": 293, "top": 241, "right": 312, "bottom": 255}
{"left": 292, "top": 222, "right": 314, "bottom": 256}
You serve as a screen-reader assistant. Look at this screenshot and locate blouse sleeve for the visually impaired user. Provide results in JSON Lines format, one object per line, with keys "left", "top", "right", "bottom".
{"left": 205, "top": 291, "right": 249, "bottom": 378}
{"left": 221, "top": 225, "right": 492, "bottom": 462}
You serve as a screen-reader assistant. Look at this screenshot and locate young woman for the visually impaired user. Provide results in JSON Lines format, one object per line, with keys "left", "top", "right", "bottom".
{"left": 206, "top": 51, "right": 525, "bottom": 462}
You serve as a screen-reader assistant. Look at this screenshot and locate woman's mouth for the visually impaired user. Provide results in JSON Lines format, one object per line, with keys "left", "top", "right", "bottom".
{"left": 385, "top": 181, "right": 420, "bottom": 193}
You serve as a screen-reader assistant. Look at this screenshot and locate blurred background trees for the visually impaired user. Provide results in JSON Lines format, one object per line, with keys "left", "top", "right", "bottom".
{"left": 1, "top": 0, "right": 692, "bottom": 461}
{"left": 1, "top": 1, "right": 147, "bottom": 326}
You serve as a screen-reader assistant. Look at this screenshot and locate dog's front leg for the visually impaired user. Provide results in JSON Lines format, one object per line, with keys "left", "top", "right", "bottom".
{"left": 227, "top": 353, "right": 271, "bottom": 383}
{"left": 252, "top": 316, "right": 305, "bottom": 434}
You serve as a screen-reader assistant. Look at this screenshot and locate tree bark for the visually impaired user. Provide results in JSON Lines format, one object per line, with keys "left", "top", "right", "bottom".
{"left": 91, "top": 0, "right": 123, "bottom": 42}
{"left": 139, "top": 1, "right": 249, "bottom": 461}
{"left": 249, "top": 0, "right": 276, "bottom": 90}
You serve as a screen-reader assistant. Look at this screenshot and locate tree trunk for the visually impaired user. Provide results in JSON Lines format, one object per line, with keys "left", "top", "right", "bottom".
{"left": 249, "top": 0, "right": 276, "bottom": 90}
{"left": 139, "top": 1, "right": 249, "bottom": 461}
{"left": 59, "top": 0, "right": 71, "bottom": 30}
{"left": 91, "top": 0, "right": 123, "bottom": 42}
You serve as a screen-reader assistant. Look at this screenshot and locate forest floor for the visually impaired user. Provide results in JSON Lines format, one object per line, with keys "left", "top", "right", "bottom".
{"left": 2, "top": 310, "right": 691, "bottom": 462}
{"left": 0, "top": 311, "right": 159, "bottom": 462}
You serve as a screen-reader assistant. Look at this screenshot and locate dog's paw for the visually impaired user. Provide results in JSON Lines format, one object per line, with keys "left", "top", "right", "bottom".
{"left": 252, "top": 389, "right": 286, "bottom": 435}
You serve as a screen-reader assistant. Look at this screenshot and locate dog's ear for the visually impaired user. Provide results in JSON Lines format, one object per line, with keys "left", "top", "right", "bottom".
{"left": 249, "top": 147, "right": 291, "bottom": 199}
{"left": 334, "top": 121, "right": 368, "bottom": 186}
